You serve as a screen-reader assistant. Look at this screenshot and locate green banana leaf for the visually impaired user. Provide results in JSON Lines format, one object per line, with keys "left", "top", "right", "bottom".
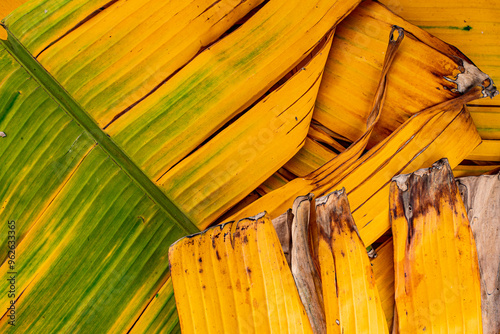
{"left": 0, "top": 42, "right": 190, "bottom": 332}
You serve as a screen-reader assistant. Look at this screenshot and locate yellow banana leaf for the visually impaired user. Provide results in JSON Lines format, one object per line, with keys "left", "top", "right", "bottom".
{"left": 158, "top": 33, "right": 333, "bottom": 227}
{"left": 4, "top": 0, "right": 267, "bottom": 126}
{"left": 169, "top": 213, "right": 313, "bottom": 333}
{"left": 316, "top": 189, "right": 388, "bottom": 333}
{"left": 230, "top": 72, "right": 486, "bottom": 248}
{"left": 381, "top": 0, "right": 500, "bottom": 107}
{"left": 371, "top": 239, "right": 395, "bottom": 330}
{"left": 453, "top": 164, "right": 500, "bottom": 178}
{"left": 457, "top": 174, "right": 500, "bottom": 334}
{"left": 390, "top": 158, "right": 482, "bottom": 333}
{"left": 1, "top": 0, "right": 498, "bottom": 332}
{"left": 466, "top": 139, "right": 500, "bottom": 161}
{"left": 468, "top": 105, "right": 500, "bottom": 140}
{"left": 314, "top": 0, "right": 497, "bottom": 146}
{"left": 2, "top": 0, "right": 360, "bottom": 232}
{"left": 102, "top": 0, "right": 359, "bottom": 182}
{"left": 283, "top": 138, "right": 337, "bottom": 177}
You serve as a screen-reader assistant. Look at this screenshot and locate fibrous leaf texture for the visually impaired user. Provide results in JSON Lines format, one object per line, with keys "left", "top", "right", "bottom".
{"left": 457, "top": 174, "right": 500, "bottom": 334}
{"left": 169, "top": 213, "right": 313, "bottom": 333}
{"left": 316, "top": 189, "right": 388, "bottom": 334}
{"left": 390, "top": 158, "right": 483, "bottom": 333}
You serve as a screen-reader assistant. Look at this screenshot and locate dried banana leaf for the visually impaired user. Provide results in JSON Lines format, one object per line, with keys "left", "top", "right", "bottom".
{"left": 457, "top": 174, "right": 500, "bottom": 334}
{"left": 466, "top": 140, "right": 500, "bottom": 162}
{"left": 316, "top": 189, "right": 388, "bottom": 333}
{"left": 314, "top": 0, "right": 497, "bottom": 146}
{"left": 290, "top": 195, "right": 326, "bottom": 334}
{"left": 158, "top": 33, "right": 333, "bottom": 227}
{"left": 230, "top": 77, "right": 485, "bottom": 247}
{"left": 381, "top": 0, "right": 500, "bottom": 107}
{"left": 169, "top": 213, "right": 313, "bottom": 333}
{"left": 371, "top": 239, "right": 395, "bottom": 330}
{"left": 391, "top": 159, "right": 482, "bottom": 333}
{"left": 271, "top": 210, "right": 293, "bottom": 267}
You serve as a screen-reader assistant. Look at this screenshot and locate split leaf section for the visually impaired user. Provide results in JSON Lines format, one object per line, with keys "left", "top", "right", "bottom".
{"left": 169, "top": 213, "right": 313, "bottom": 333}
{"left": 158, "top": 34, "right": 333, "bottom": 227}
{"left": 316, "top": 189, "right": 388, "bottom": 333}
{"left": 390, "top": 159, "right": 483, "bottom": 333}
{"left": 229, "top": 34, "right": 484, "bottom": 246}
{"left": 170, "top": 191, "right": 392, "bottom": 334}
{"left": 236, "top": 0, "right": 499, "bottom": 213}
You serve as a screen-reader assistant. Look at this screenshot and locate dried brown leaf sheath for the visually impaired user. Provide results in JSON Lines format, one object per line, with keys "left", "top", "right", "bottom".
{"left": 457, "top": 174, "right": 500, "bottom": 334}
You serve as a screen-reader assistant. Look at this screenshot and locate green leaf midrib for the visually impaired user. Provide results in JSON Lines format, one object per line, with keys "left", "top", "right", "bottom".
{"left": 0, "top": 29, "right": 199, "bottom": 235}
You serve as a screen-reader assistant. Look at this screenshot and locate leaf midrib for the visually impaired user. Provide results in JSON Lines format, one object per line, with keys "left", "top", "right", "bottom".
{"left": 0, "top": 29, "right": 199, "bottom": 235}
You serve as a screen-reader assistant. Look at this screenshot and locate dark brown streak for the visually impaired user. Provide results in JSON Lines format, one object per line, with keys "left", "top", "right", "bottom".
{"left": 310, "top": 26, "right": 404, "bottom": 184}
{"left": 296, "top": 136, "right": 307, "bottom": 149}
{"left": 287, "top": 105, "right": 314, "bottom": 135}
{"left": 126, "top": 272, "right": 172, "bottom": 334}
{"left": 195, "top": 0, "right": 223, "bottom": 20}
{"left": 35, "top": 0, "right": 121, "bottom": 59}
{"left": 277, "top": 70, "right": 323, "bottom": 117}
{"left": 102, "top": 64, "right": 182, "bottom": 130}
{"left": 104, "top": 0, "right": 268, "bottom": 131}
{"left": 402, "top": 29, "right": 473, "bottom": 66}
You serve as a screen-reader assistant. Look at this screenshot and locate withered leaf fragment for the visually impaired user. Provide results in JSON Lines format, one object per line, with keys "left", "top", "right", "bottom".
{"left": 457, "top": 174, "right": 500, "bottom": 334}
{"left": 271, "top": 209, "right": 293, "bottom": 267}
{"left": 316, "top": 189, "right": 388, "bottom": 333}
{"left": 391, "top": 158, "right": 483, "bottom": 333}
{"left": 169, "top": 213, "right": 313, "bottom": 333}
{"left": 290, "top": 194, "right": 326, "bottom": 334}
